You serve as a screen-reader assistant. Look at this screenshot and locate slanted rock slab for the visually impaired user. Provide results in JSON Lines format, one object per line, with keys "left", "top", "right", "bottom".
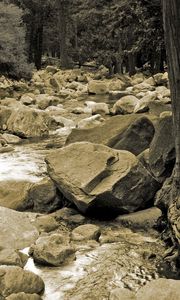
{"left": 46, "top": 142, "right": 160, "bottom": 215}
{"left": 0, "top": 266, "right": 44, "bottom": 298}
{"left": 136, "top": 278, "right": 180, "bottom": 300}
{"left": 0, "top": 206, "right": 38, "bottom": 249}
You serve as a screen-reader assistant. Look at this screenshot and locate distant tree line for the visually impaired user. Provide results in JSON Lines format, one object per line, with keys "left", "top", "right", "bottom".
{"left": 0, "top": 0, "right": 165, "bottom": 79}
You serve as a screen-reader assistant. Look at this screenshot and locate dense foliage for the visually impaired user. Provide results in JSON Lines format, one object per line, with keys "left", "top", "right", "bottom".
{"left": 0, "top": 0, "right": 164, "bottom": 77}
{"left": 0, "top": 2, "right": 33, "bottom": 79}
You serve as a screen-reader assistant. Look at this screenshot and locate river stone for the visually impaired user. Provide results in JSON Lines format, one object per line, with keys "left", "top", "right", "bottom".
{"left": 0, "top": 207, "right": 38, "bottom": 249}
{"left": 34, "top": 215, "right": 59, "bottom": 233}
{"left": 115, "top": 207, "right": 162, "bottom": 230}
{"left": 136, "top": 278, "right": 180, "bottom": 300}
{"left": 149, "top": 115, "right": 175, "bottom": 181}
{"left": 0, "top": 180, "right": 33, "bottom": 210}
{"left": 6, "top": 293, "right": 42, "bottom": 300}
{"left": 71, "top": 224, "right": 101, "bottom": 241}
{"left": 0, "top": 266, "right": 44, "bottom": 298}
{"left": 0, "top": 249, "right": 28, "bottom": 267}
{"left": 66, "top": 115, "right": 155, "bottom": 156}
{"left": 88, "top": 80, "right": 109, "bottom": 94}
{"left": 2, "top": 133, "right": 22, "bottom": 144}
{"left": 0, "top": 106, "right": 12, "bottom": 130}
{"left": 46, "top": 142, "right": 159, "bottom": 215}
{"left": 7, "top": 107, "right": 49, "bottom": 138}
{"left": 31, "top": 233, "right": 75, "bottom": 266}
{"left": 28, "top": 177, "right": 58, "bottom": 213}
{"left": 112, "top": 95, "right": 139, "bottom": 115}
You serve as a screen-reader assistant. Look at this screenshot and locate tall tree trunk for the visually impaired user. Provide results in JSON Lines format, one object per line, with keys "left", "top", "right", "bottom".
{"left": 162, "top": 1, "right": 180, "bottom": 259}
{"left": 57, "top": 0, "right": 71, "bottom": 69}
{"left": 34, "top": 23, "right": 43, "bottom": 70}
{"left": 128, "top": 53, "right": 136, "bottom": 76}
{"left": 163, "top": 0, "right": 180, "bottom": 193}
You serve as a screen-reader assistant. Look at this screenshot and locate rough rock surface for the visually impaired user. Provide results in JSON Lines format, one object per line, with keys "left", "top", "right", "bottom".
{"left": 136, "top": 278, "right": 180, "bottom": 300}
{"left": 31, "top": 233, "right": 75, "bottom": 266}
{"left": 7, "top": 107, "right": 49, "bottom": 138}
{"left": 112, "top": 95, "right": 139, "bottom": 115}
{"left": 46, "top": 142, "right": 159, "bottom": 215}
{"left": 0, "top": 207, "right": 38, "bottom": 249}
{"left": 88, "top": 80, "right": 109, "bottom": 94}
{"left": 0, "top": 266, "right": 44, "bottom": 298}
{"left": 71, "top": 224, "right": 101, "bottom": 241}
{"left": 66, "top": 115, "right": 155, "bottom": 156}
{"left": 0, "top": 180, "right": 32, "bottom": 210}
{"left": 0, "top": 249, "right": 28, "bottom": 267}
{"left": 149, "top": 115, "right": 175, "bottom": 180}
{"left": 6, "top": 293, "right": 42, "bottom": 300}
{"left": 115, "top": 207, "right": 162, "bottom": 230}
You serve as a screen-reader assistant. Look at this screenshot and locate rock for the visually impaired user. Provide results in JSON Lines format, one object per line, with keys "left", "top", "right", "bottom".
{"left": 148, "top": 101, "right": 172, "bottom": 116}
{"left": 20, "top": 94, "right": 36, "bottom": 106}
{"left": 7, "top": 107, "right": 49, "bottom": 138}
{"left": 0, "top": 207, "right": 38, "bottom": 249}
{"left": 31, "top": 234, "right": 75, "bottom": 266}
{"left": 28, "top": 177, "right": 59, "bottom": 213}
{"left": 88, "top": 80, "right": 109, "bottom": 94}
{"left": 108, "top": 79, "right": 125, "bottom": 91}
{"left": 46, "top": 142, "right": 160, "bottom": 215}
{"left": 71, "top": 224, "right": 101, "bottom": 241}
{"left": 34, "top": 215, "right": 59, "bottom": 233}
{"left": 144, "top": 76, "right": 156, "bottom": 86}
{"left": 153, "top": 72, "right": 168, "bottom": 85}
{"left": 149, "top": 115, "right": 175, "bottom": 180}
{"left": 52, "top": 207, "right": 86, "bottom": 225}
{"left": 85, "top": 101, "right": 109, "bottom": 115}
{"left": 0, "top": 106, "right": 12, "bottom": 130}
{"left": 109, "top": 91, "right": 133, "bottom": 101}
{"left": 154, "top": 176, "right": 173, "bottom": 211}
{"left": 138, "top": 148, "right": 150, "bottom": 171}
{"left": 67, "top": 115, "right": 155, "bottom": 156}
{"left": 46, "top": 65, "right": 58, "bottom": 74}
{"left": 132, "top": 82, "right": 155, "bottom": 94}
{"left": 109, "top": 288, "right": 136, "bottom": 300}
{"left": 0, "top": 98, "right": 22, "bottom": 108}
{"left": 6, "top": 293, "right": 42, "bottom": 300}
{"left": 136, "top": 278, "right": 180, "bottom": 300}
{"left": 112, "top": 95, "right": 139, "bottom": 115}
{"left": 77, "top": 114, "right": 104, "bottom": 129}
{"left": 2, "top": 133, "right": 22, "bottom": 144}
{"left": 36, "top": 94, "right": 59, "bottom": 110}
{"left": 0, "top": 249, "right": 28, "bottom": 267}
{"left": 115, "top": 207, "right": 162, "bottom": 230}
{"left": 0, "top": 180, "right": 33, "bottom": 210}
{"left": 134, "top": 92, "right": 157, "bottom": 113}
{"left": 0, "top": 144, "right": 14, "bottom": 153}
{"left": 0, "top": 266, "right": 44, "bottom": 298}
{"left": 156, "top": 86, "right": 170, "bottom": 99}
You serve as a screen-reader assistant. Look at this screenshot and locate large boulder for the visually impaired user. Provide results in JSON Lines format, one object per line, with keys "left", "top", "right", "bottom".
{"left": 6, "top": 293, "right": 42, "bottom": 300}
{"left": 88, "top": 80, "right": 109, "bottom": 94}
{"left": 7, "top": 107, "right": 49, "bottom": 138}
{"left": 149, "top": 115, "right": 175, "bottom": 181}
{"left": 0, "top": 266, "right": 44, "bottom": 298}
{"left": 66, "top": 115, "right": 155, "bottom": 156}
{"left": 46, "top": 142, "right": 160, "bottom": 215}
{"left": 136, "top": 278, "right": 180, "bottom": 300}
{"left": 0, "top": 206, "right": 38, "bottom": 250}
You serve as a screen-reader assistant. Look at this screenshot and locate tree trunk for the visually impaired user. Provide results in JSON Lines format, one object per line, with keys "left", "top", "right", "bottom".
{"left": 128, "top": 53, "right": 136, "bottom": 76}
{"left": 162, "top": 1, "right": 180, "bottom": 258}
{"left": 34, "top": 23, "right": 43, "bottom": 70}
{"left": 57, "top": 0, "right": 71, "bottom": 69}
{"left": 163, "top": 0, "right": 180, "bottom": 192}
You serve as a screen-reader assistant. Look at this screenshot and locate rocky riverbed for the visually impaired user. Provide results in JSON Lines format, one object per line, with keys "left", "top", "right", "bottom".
{"left": 1, "top": 67, "right": 180, "bottom": 299}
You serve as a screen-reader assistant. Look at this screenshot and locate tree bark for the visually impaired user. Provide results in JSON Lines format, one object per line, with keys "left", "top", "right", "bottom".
{"left": 163, "top": 0, "right": 180, "bottom": 192}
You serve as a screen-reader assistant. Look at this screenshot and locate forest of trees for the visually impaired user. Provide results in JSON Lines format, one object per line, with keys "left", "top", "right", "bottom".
{"left": 0, "top": 0, "right": 165, "bottom": 79}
